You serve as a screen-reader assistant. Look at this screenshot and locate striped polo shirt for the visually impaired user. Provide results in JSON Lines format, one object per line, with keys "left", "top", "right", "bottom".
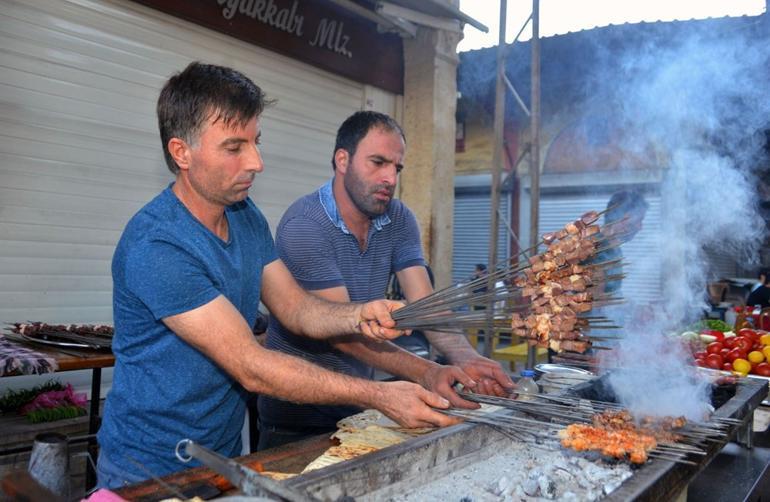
{"left": 258, "top": 179, "right": 425, "bottom": 428}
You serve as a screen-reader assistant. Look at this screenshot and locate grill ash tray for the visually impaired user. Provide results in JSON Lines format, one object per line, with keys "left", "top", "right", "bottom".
{"left": 286, "top": 377, "right": 765, "bottom": 502}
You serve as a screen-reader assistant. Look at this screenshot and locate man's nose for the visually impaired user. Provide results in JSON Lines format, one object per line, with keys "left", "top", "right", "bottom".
{"left": 246, "top": 144, "right": 264, "bottom": 173}
{"left": 382, "top": 164, "right": 398, "bottom": 186}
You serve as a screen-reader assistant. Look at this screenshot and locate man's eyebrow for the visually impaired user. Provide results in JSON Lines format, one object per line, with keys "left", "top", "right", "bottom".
{"left": 369, "top": 154, "right": 403, "bottom": 170}
{"left": 370, "top": 154, "right": 398, "bottom": 163}
{"left": 221, "top": 137, "right": 248, "bottom": 146}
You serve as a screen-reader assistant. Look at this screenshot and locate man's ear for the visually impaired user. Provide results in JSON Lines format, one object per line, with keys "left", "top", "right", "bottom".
{"left": 334, "top": 148, "right": 349, "bottom": 174}
{"left": 168, "top": 137, "right": 191, "bottom": 172}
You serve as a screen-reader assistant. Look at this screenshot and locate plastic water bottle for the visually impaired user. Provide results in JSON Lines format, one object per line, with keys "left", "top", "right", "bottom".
{"left": 517, "top": 369, "right": 540, "bottom": 400}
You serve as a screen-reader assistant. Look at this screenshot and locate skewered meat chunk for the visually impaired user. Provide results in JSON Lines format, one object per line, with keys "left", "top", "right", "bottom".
{"left": 549, "top": 339, "right": 591, "bottom": 353}
{"left": 535, "top": 314, "right": 551, "bottom": 333}
{"left": 592, "top": 409, "right": 633, "bottom": 429}
{"left": 571, "top": 292, "right": 593, "bottom": 303}
{"left": 594, "top": 411, "right": 686, "bottom": 443}
{"left": 559, "top": 275, "right": 587, "bottom": 291}
{"left": 581, "top": 224, "right": 600, "bottom": 238}
{"left": 573, "top": 302, "right": 593, "bottom": 313}
{"left": 580, "top": 210, "right": 600, "bottom": 225}
{"left": 565, "top": 221, "right": 584, "bottom": 235}
{"left": 538, "top": 282, "right": 564, "bottom": 297}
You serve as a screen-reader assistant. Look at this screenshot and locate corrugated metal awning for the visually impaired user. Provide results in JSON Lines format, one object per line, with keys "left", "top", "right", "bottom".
{"left": 327, "top": 0, "right": 488, "bottom": 37}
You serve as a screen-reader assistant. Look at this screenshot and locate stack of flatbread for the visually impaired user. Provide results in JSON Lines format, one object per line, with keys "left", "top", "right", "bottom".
{"left": 301, "top": 409, "right": 434, "bottom": 473}
{"left": 263, "top": 405, "right": 505, "bottom": 477}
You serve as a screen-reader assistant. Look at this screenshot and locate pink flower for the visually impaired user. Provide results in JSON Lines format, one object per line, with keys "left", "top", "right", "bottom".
{"left": 20, "top": 383, "right": 87, "bottom": 414}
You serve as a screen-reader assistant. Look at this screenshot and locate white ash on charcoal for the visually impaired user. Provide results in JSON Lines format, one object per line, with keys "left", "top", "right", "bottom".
{"left": 380, "top": 439, "right": 632, "bottom": 502}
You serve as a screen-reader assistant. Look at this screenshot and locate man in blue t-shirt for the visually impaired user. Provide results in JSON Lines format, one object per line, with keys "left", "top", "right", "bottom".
{"left": 258, "top": 111, "right": 515, "bottom": 449}
{"left": 97, "top": 63, "right": 475, "bottom": 489}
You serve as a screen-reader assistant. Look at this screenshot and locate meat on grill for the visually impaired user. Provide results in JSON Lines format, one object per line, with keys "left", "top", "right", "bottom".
{"left": 559, "top": 423, "right": 657, "bottom": 464}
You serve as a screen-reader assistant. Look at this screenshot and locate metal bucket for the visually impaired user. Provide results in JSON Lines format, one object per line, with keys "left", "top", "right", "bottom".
{"left": 534, "top": 363, "right": 596, "bottom": 394}
{"left": 28, "top": 432, "right": 70, "bottom": 498}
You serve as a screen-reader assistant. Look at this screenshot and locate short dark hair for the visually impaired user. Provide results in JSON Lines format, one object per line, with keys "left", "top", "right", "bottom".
{"left": 157, "top": 62, "right": 271, "bottom": 174}
{"left": 605, "top": 189, "right": 649, "bottom": 223}
{"left": 475, "top": 263, "right": 487, "bottom": 272}
{"left": 760, "top": 268, "right": 770, "bottom": 283}
{"left": 332, "top": 111, "right": 405, "bottom": 170}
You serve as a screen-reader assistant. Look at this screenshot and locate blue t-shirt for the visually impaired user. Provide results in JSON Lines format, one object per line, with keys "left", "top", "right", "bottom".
{"left": 258, "top": 180, "right": 424, "bottom": 428}
{"left": 98, "top": 184, "right": 277, "bottom": 478}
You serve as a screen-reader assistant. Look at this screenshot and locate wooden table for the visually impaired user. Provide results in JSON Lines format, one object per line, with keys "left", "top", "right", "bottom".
{"left": 1, "top": 342, "right": 114, "bottom": 488}
{"left": 115, "top": 435, "right": 333, "bottom": 501}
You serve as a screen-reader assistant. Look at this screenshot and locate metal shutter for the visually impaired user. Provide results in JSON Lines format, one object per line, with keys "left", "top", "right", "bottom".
{"left": 537, "top": 191, "right": 663, "bottom": 305}
{"left": 0, "top": 0, "right": 398, "bottom": 394}
{"left": 703, "top": 247, "right": 739, "bottom": 281}
{"left": 0, "top": 0, "right": 398, "bottom": 324}
{"left": 452, "top": 190, "right": 512, "bottom": 284}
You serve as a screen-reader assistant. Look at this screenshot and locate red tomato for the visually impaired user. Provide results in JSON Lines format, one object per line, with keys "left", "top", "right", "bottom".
{"left": 694, "top": 351, "right": 708, "bottom": 360}
{"left": 705, "top": 354, "right": 724, "bottom": 369}
{"left": 726, "top": 348, "right": 747, "bottom": 363}
{"left": 723, "top": 337, "right": 738, "bottom": 349}
{"left": 706, "top": 342, "right": 724, "bottom": 354}
{"left": 739, "top": 328, "right": 758, "bottom": 341}
{"left": 735, "top": 337, "right": 754, "bottom": 353}
{"left": 720, "top": 348, "right": 730, "bottom": 357}
{"left": 722, "top": 362, "right": 734, "bottom": 371}
{"left": 695, "top": 358, "right": 708, "bottom": 367}
{"left": 755, "top": 363, "right": 770, "bottom": 377}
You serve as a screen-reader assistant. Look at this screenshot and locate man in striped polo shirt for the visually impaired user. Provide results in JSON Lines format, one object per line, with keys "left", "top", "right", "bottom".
{"left": 258, "top": 111, "right": 514, "bottom": 449}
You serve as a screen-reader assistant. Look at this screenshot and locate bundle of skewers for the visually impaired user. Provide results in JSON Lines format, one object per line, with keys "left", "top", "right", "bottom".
{"left": 393, "top": 209, "right": 628, "bottom": 354}
{"left": 443, "top": 391, "right": 738, "bottom": 466}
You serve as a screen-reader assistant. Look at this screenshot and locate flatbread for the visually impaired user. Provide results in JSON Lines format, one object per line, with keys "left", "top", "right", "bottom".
{"left": 301, "top": 409, "right": 436, "bottom": 473}
{"left": 258, "top": 471, "right": 297, "bottom": 481}
{"left": 332, "top": 425, "right": 412, "bottom": 449}
{"left": 302, "top": 404, "right": 514, "bottom": 474}
{"left": 336, "top": 409, "right": 397, "bottom": 430}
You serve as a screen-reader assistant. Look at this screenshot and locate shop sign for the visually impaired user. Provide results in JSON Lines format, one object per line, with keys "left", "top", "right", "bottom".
{"left": 131, "top": 0, "right": 404, "bottom": 93}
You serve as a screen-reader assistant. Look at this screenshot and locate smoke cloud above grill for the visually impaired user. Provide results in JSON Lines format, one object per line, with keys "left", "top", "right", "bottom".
{"left": 591, "top": 17, "right": 770, "bottom": 418}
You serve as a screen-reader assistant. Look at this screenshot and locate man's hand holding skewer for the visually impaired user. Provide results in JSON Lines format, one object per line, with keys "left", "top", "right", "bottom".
{"left": 449, "top": 352, "right": 515, "bottom": 397}
{"left": 355, "top": 300, "right": 412, "bottom": 342}
{"left": 372, "top": 381, "right": 464, "bottom": 428}
{"left": 418, "top": 364, "right": 483, "bottom": 409}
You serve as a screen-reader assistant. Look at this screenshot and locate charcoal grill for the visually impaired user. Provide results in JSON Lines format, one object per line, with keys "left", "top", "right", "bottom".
{"left": 285, "top": 376, "right": 767, "bottom": 501}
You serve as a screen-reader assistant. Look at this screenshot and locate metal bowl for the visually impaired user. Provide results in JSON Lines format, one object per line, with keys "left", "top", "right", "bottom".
{"left": 534, "top": 363, "right": 594, "bottom": 377}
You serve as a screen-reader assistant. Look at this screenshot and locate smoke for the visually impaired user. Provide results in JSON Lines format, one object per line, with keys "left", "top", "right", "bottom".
{"left": 590, "top": 18, "right": 770, "bottom": 418}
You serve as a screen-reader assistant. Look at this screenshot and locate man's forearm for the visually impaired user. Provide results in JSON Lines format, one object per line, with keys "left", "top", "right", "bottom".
{"left": 278, "top": 292, "right": 361, "bottom": 339}
{"left": 243, "top": 345, "right": 383, "bottom": 406}
{"left": 330, "top": 336, "right": 439, "bottom": 384}
{"left": 424, "top": 330, "right": 479, "bottom": 361}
